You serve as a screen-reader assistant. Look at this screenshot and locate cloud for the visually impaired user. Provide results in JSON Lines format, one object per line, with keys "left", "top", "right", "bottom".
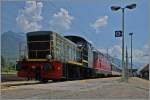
{"left": 16, "top": 1, "right": 43, "bottom": 33}
{"left": 99, "top": 45, "right": 122, "bottom": 58}
{"left": 49, "top": 8, "right": 74, "bottom": 33}
{"left": 144, "top": 44, "right": 149, "bottom": 50}
{"left": 99, "top": 44, "right": 149, "bottom": 64}
{"left": 132, "top": 44, "right": 149, "bottom": 64}
{"left": 91, "top": 16, "right": 108, "bottom": 32}
{"left": 132, "top": 49, "right": 149, "bottom": 64}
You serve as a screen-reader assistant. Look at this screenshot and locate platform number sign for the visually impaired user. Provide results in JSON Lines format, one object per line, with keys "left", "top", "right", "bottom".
{"left": 115, "top": 31, "right": 122, "bottom": 37}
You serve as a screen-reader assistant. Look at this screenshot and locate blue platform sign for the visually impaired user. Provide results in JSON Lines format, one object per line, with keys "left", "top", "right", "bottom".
{"left": 115, "top": 31, "right": 122, "bottom": 37}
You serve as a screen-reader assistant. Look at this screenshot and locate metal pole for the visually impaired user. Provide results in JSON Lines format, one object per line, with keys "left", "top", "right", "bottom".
{"left": 122, "top": 8, "right": 125, "bottom": 81}
{"left": 125, "top": 46, "right": 128, "bottom": 81}
{"left": 127, "top": 46, "right": 129, "bottom": 78}
{"left": 131, "top": 34, "right": 133, "bottom": 76}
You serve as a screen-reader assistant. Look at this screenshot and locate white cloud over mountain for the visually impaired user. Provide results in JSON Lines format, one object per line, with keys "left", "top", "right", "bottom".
{"left": 99, "top": 44, "right": 149, "bottom": 64}
{"left": 99, "top": 45, "right": 122, "bottom": 58}
{"left": 16, "top": 1, "right": 43, "bottom": 33}
{"left": 91, "top": 16, "right": 108, "bottom": 33}
{"left": 132, "top": 44, "right": 149, "bottom": 64}
{"left": 49, "top": 8, "right": 74, "bottom": 33}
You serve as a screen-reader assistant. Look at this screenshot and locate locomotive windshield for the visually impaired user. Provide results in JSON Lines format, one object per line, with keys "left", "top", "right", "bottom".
{"left": 27, "top": 31, "right": 53, "bottom": 59}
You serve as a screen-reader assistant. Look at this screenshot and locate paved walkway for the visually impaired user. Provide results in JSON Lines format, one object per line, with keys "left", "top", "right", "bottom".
{"left": 1, "top": 77, "right": 149, "bottom": 99}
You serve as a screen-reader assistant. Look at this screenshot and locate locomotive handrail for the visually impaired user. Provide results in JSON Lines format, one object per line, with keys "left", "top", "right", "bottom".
{"left": 29, "top": 49, "right": 50, "bottom": 52}
{"left": 82, "top": 60, "right": 88, "bottom": 63}
{"left": 27, "top": 40, "right": 50, "bottom": 43}
{"left": 67, "top": 61, "right": 83, "bottom": 66}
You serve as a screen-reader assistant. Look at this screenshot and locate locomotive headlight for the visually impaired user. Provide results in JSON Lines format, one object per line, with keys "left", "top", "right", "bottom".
{"left": 46, "top": 54, "right": 52, "bottom": 60}
{"left": 32, "top": 66, "right": 36, "bottom": 69}
{"left": 57, "top": 67, "right": 61, "bottom": 70}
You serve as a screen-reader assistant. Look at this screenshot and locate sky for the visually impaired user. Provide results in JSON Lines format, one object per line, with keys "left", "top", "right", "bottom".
{"left": 1, "top": 0, "right": 149, "bottom": 65}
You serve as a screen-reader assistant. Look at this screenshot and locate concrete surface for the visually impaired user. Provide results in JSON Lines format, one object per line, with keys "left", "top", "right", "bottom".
{"left": 1, "top": 77, "right": 149, "bottom": 99}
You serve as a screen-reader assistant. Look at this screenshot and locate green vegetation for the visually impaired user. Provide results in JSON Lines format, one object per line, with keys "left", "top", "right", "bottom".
{"left": 1, "top": 56, "right": 17, "bottom": 74}
{"left": 1, "top": 63, "right": 17, "bottom": 74}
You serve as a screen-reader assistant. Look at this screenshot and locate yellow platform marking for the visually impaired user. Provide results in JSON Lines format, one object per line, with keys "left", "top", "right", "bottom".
{"left": 80, "top": 80, "right": 88, "bottom": 83}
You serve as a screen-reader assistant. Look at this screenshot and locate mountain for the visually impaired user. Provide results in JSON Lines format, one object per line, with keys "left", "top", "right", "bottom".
{"left": 105, "top": 54, "right": 141, "bottom": 69}
{"left": 1, "top": 31, "right": 26, "bottom": 63}
{"left": 133, "top": 62, "right": 146, "bottom": 69}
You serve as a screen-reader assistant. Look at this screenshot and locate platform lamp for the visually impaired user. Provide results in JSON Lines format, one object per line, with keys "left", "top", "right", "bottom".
{"left": 111, "top": 3, "right": 136, "bottom": 81}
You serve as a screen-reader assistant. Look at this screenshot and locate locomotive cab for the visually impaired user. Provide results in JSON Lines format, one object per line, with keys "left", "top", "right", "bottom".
{"left": 17, "top": 31, "right": 62, "bottom": 82}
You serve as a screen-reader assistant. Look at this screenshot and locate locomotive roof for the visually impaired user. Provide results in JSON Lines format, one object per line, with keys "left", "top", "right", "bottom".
{"left": 27, "top": 31, "right": 53, "bottom": 36}
{"left": 27, "top": 31, "right": 77, "bottom": 47}
{"left": 64, "top": 35, "right": 91, "bottom": 45}
{"left": 65, "top": 35, "right": 86, "bottom": 41}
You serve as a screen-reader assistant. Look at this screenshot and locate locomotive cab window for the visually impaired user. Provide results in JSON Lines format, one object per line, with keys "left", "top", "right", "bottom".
{"left": 27, "top": 31, "right": 53, "bottom": 59}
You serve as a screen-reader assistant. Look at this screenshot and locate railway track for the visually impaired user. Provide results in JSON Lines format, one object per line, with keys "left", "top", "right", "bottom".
{"left": 1, "top": 74, "right": 25, "bottom": 82}
{"left": 1, "top": 80, "right": 40, "bottom": 87}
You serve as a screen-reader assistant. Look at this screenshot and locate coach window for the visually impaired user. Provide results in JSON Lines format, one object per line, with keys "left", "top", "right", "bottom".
{"left": 64, "top": 43, "right": 67, "bottom": 61}
{"left": 74, "top": 47, "right": 76, "bottom": 61}
{"left": 72, "top": 46, "right": 74, "bottom": 61}
{"left": 68, "top": 45, "right": 70, "bottom": 60}
{"left": 61, "top": 41, "right": 65, "bottom": 61}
